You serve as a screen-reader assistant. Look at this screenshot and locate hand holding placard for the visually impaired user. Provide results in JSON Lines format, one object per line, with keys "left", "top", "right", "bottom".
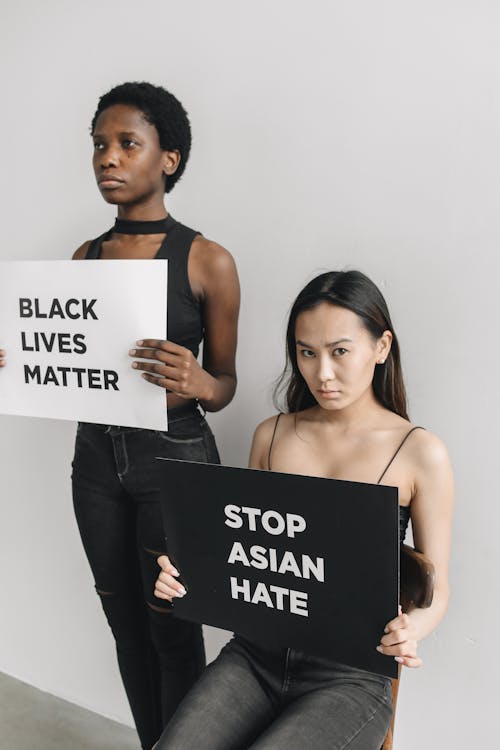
{"left": 377, "top": 607, "right": 422, "bottom": 668}
{"left": 155, "top": 555, "right": 187, "bottom": 601}
{"left": 130, "top": 338, "right": 215, "bottom": 401}
{"left": 0, "top": 348, "right": 5, "bottom": 368}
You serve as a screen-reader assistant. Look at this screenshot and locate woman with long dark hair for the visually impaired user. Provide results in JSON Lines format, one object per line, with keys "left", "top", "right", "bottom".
{"left": 69, "top": 82, "right": 240, "bottom": 750}
{"left": 153, "top": 270, "right": 453, "bottom": 749}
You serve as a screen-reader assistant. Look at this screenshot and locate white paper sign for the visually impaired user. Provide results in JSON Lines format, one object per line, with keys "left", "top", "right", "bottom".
{"left": 0, "top": 260, "right": 168, "bottom": 430}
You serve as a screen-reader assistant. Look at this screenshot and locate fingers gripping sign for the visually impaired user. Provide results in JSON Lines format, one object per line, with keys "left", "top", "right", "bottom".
{"left": 0, "top": 348, "right": 5, "bottom": 367}
{"left": 129, "top": 339, "right": 214, "bottom": 401}
{"left": 154, "top": 555, "right": 187, "bottom": 602}
{"left": 376, "top": 605, "right": 423, "bottom": 669}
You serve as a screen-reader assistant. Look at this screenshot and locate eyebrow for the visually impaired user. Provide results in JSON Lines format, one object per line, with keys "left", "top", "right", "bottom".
{"left": 92, "top": 131, "right": 141, "bottom": 139}
{"left": 296, "top": 338, "right": 353, "bottom": 348}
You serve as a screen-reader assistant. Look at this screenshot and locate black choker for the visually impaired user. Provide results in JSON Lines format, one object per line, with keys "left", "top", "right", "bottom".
{"left": 113, "top": 215, "right": 176, "bottom": 235}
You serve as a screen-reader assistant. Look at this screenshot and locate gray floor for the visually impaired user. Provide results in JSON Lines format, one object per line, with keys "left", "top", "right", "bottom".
{"left": 0, "top": 672, "right": 139, "bottom": 750}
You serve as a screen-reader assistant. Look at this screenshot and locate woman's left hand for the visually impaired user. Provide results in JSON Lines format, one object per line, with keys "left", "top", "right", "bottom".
{"left": 129, "top": 339, "right": 214, "bottom": 400}
{"left": 376, "top": 606, "right": 423, "bottom": 668}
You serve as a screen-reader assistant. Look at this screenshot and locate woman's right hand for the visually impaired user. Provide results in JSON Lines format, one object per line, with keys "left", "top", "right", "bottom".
{"left": 155, "top": 555, "right": 187, "bottom": 602}
{"left": 0, "top": 349, "right": 6, "bottom": 368}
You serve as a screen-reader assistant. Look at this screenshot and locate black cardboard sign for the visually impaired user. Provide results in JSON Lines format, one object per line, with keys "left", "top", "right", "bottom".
{"left": 158, "top": 459, "right": 399, "bottom": 678}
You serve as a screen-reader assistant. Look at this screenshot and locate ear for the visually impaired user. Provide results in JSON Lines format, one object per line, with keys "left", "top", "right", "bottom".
{"left": 162, "top": 149, "right": 181, "bottom": 176}
{"left": 376, "top": 330, "right": 393, "bottom": 364}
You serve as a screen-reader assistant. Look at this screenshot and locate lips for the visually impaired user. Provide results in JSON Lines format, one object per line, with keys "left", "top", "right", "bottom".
{"left": 98, "top": 175, "right": 125, "bottom": 187}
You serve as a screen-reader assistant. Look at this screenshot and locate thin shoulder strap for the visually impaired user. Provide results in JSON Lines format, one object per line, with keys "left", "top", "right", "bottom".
{"left": 267, "top": 413, "right": 283, "bottom": 471}
{"left": 377, "top": 426, "right": 424, "bottom": 484}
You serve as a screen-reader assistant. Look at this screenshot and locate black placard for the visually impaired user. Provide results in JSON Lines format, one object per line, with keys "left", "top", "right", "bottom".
{"left": 158, "top": 459, "right": 399, "bottom": 678}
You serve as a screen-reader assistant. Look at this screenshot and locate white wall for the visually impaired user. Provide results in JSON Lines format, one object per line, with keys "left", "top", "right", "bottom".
{"left": 0, "top": 1, "right": 497, "bottom": 746}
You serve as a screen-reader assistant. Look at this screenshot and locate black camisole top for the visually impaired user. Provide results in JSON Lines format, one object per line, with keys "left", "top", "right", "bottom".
{"left": 84, "top": 215, "right": 203, "bottom": 358}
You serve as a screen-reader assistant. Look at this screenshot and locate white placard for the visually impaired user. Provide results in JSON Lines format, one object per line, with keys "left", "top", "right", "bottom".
{"left": 0, "top": 260, "right": 168, "bottom": 430}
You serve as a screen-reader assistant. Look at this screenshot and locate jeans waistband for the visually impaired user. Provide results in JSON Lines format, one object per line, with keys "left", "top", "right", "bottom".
{"left": 168, "top": 400, "right": 204, "bottom": 422}
{"left": 83, "top": 400, "right": 203, "bottom": 432}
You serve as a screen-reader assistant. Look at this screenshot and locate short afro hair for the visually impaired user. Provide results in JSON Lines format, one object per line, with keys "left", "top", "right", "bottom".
{"left": 91, "top": 81, "right": 191, "bottom": 193}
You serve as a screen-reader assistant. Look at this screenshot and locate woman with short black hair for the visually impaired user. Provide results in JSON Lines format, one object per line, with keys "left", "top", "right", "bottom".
{"left": 71, "top": 81, "right": 240, "bottom": 750}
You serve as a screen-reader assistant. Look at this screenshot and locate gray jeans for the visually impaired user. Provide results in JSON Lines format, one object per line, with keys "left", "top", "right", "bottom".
{"left": 155, "top": 634, "right": 392, "bottom": 750}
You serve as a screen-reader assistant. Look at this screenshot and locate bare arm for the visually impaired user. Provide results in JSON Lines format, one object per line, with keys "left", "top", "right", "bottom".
{"left": 130, "top": 242, "right": 240, "bottom": 412}
{"left": 405, "top": 432, "right": 454, "bottom": 638}
{"left": 197, "top": 243, "right": 240, "bottom": 411}
{"left": 378, "top": 431, "right": 454, "bottom": 667}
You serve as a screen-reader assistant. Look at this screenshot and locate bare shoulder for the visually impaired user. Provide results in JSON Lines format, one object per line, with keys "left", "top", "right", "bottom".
{"left": 253, "top": 414, "right": 282, "bottom": 442}
{"left": 72, "top": 241, "right": 91, "bottom": 260}
{"left": 189, "top": 236, "right": 239, "bottom": 302}
{"left": 407, "top": 430, "right": 453, "bottom": 484}
{"left": 191, "top": 236, "right": 237, "bottom": 275}
{"left": 249, "top": 413, "right": 289, "bottom": 469}
{"left": 406, "top": 427, "right": 452, "bottom": 472}
{"left": 407, "top": 428, "right": 454, "bottom": 531}
{"left": 256, "top": 411, "right": 299, "bottom": 437}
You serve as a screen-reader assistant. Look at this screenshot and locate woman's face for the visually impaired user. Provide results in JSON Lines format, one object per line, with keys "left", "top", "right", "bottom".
{"left": 92, "top": 104, "right": 175, "bottom": 207}
{"left": 295, "top": 302, "right": 391, "bottom": 412}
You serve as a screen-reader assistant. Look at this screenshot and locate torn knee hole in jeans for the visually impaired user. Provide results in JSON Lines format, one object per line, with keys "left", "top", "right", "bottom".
{"left": 96, "top": 588, "right": 114, "bottom": 597}
{"left": 147, "top": 601, "right": 172, "bottom": 614}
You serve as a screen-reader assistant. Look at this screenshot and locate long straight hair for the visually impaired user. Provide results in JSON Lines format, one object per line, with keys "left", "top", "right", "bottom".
{"left": 274, "top": 271, "right": 409, "bottom": 420}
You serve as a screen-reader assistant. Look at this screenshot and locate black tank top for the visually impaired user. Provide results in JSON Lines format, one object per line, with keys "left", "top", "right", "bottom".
{"left": 84, "top": 215, "right": 203, "bottom": 358}
{"left": 267, "top": 416, "right": 423, "bottom": 544}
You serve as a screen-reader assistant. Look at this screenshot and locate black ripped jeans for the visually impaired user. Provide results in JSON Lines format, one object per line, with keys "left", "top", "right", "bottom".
{"left": 72, "top": 405, "right": 220, "bottom": 750}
